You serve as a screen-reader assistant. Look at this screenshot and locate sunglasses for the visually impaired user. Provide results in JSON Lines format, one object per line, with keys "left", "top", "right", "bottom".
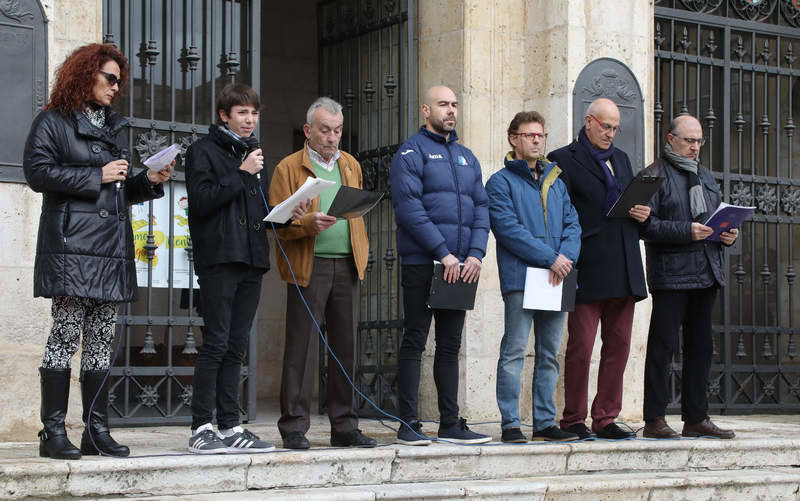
{"left": 99, "top": 70, "right": 121, "bottom": 87}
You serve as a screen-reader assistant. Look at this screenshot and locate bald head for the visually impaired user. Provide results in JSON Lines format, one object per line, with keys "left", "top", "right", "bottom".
{"left": 586, "top": 98, "right": 619, "bottom": 119}
{"left": 667, "top": 114, "right": 704, "bottom": 160}
{"left": 669, "top": 115, "right": 702, "bottom": 136}
{"left": 584, "top": 98, "right": 621, "bottom": 150}
{"left": 424, "top": 86, "right": 457, "bottom": 107}
{"left": 422, "top": 86, "right": 458, "bottom": 138}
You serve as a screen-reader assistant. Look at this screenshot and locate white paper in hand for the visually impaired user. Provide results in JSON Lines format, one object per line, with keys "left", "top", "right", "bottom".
{"left": 264, "top": 177, "right": 336, "bottom": 224}
{"left": 522, "top": 267, "right": 563, "bottom": 311}
{"left": 143, "top": 144, "right": 181, "bottom": 172}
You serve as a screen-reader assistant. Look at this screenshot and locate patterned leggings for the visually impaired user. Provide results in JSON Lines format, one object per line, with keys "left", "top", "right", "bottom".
{"left": 41, "top": 296, "right": 118, "bottom": 371}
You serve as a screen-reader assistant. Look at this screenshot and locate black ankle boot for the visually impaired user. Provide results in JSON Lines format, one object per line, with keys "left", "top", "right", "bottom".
{"left": 79, "top": 370, "right": 130, "bottom": 457}
{"left": 39, "top": 367, "right": 81, "bottom": 460}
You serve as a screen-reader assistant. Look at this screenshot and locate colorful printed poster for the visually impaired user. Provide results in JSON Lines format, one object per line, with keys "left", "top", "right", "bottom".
{"left": 131, "top": 183, "right": 199, "bottom": 289}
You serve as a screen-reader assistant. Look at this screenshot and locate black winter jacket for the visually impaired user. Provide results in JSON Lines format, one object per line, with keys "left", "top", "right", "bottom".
{"left": 23, "top": 108, "right": 164, "bottom": 302}
{"left": 640, "top": 158, "right": 727, "bottom": 291}
{"left": 185, "top": 125, "right": 275, "bottom": 272}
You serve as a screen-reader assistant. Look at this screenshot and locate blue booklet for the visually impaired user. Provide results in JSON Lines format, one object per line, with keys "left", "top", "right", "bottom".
{"left": 704, "top": 202, "right": 755, "bottom": 241}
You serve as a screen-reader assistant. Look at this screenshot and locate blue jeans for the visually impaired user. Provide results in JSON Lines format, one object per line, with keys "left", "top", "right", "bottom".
{"left": 496, "top": 292, "right": 566, "bottom": 431}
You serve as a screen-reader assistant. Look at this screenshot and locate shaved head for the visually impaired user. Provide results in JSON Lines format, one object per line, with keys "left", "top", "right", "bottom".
{"left": 422, "top": 86, "right": 458, "bottom": 138}
{"left": 424, "top": 85, "right": 457, "bottom": 107}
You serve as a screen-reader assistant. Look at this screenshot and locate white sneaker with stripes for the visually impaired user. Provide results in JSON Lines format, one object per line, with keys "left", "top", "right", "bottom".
{"left": 219, "top": 426, "right": 275, "bottom": 453}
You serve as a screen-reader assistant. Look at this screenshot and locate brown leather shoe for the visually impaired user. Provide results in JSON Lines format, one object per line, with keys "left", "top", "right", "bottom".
{"left": 682, "top": 418, "right": 735, "bottom": 439}
{"left": 643, "top": 416, "right": 680, "bottom": 439}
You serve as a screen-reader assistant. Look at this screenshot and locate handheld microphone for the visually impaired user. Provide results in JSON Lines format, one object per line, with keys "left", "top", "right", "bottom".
{"left": 244, "top": 136, "right": 261, "bottom": 180}
{"left": 116, "top": 148, "right": 130, "bottom": 190}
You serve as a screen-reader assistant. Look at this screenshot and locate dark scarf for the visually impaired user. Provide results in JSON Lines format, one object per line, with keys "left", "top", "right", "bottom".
{"left": 578, "top": 126, "right": 620, "bottom": 212}
{"left": 210, "top": 124, "right": 250, "bottom": 158}
{"left": 663, "top": 142, "right": 709, "bottom": 222}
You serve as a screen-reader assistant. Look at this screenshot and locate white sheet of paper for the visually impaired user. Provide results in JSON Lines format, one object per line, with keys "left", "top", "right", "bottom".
{"left": 143, "top": 143, "right": 181, "bottom": 172}
{"left": 264, "top": 177, "right": 336, "bottom": 223}
{"left": 522, "top": 267, "right": 563, "bottom": 311}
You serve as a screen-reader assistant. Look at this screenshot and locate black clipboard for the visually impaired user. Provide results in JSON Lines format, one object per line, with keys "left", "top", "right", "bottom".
{"left": 426, "top": 262, "right": 479, "bottom": 310}
{"left": 559, "top": 268, "right": 578, "bottom": 312}
{"left": 606, "top": 176, "right": 664, "bottom": 218}
{"left": 327, "top": 185, "right": 384, "bottom": 219}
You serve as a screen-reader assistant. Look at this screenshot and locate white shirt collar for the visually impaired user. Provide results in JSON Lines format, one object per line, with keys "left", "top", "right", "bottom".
{"left": 307, "top": 144, "right": 340, "bottom": 172}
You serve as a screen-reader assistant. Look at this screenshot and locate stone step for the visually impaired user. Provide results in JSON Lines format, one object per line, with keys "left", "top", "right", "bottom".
{"left": 3, "top": 437, "right": 800, "bottom": 499}
{"left": 103, "top": 469, "right": 800, "bottom": 501}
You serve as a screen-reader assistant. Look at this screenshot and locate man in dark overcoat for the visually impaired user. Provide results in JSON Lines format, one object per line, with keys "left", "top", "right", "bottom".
{"left": 547, "top": 98, "right": 650, "bottom": 440}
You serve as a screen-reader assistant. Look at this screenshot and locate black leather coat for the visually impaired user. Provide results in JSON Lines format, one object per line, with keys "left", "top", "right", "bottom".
{"left": 23, "top": 108, "right": 164, "bottom": 302}
{"left": 185, "top": 125, "right": 276, "bottom": 272}
{"left": 640, "top": 158, "right": 727, "bottom": 291}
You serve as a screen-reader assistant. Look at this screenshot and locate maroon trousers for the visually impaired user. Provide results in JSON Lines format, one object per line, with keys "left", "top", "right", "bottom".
{"left": 560, "top": 296, "right": 635, "bottom": 432}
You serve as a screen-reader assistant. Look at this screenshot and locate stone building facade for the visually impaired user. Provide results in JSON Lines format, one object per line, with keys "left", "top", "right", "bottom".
{"left": 0, "top": 0, "right": 653, "bottom": 438}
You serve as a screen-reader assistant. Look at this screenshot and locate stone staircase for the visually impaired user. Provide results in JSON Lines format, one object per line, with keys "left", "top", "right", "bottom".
{"left": 2, "top": 416, "right": 800, "bottom": 499}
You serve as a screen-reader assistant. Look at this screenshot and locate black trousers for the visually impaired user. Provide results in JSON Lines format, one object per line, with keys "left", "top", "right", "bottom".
{"left": 643, "top": 286, "right": 717, "bottom": 424}
{"left": 192, "top": 263, "right": 264, "bottom": 430}
{"left": 278, "top": 257, "right": 359, "bottom": 436}
{"left": 397, "top": 263, "right": 465, "bottom": 426}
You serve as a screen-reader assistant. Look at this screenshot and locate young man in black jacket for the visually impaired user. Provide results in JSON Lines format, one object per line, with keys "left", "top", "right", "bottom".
{"left": 185, "top": 83, "right": 307, "bottom": 454}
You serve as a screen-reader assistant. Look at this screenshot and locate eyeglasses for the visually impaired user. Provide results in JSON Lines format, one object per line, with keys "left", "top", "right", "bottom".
{"left": 588, "top": 114, "right": 621, "bottom": 134}
{"left": 512, "top": 132, "right": 548, "bottom": 141}
{"left": 98, "top": 70, "right": 121, "bottom": 87}
{"left": 673, "top": 135, "right": 706, "bottom": 146}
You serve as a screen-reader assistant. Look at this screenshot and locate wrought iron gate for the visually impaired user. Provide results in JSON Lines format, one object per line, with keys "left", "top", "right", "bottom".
{"left": 655, "top": 0, "right": 800, "bottom": 413}
{"left": 316, "top": 0, "right": 416, "bottom": 417}
{"left": 103, "top": 0, "right": 260, "bottom": 425}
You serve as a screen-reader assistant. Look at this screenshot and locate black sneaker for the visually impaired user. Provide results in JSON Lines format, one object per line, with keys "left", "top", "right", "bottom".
{"left": 220, "top": 426, "right": 275, "bottom": 453}
{"left": 562, "top": 423, "right": 597, "bottom": 440}
{"left": 501, "top": 427, "right": 527, "bottom": 443}
{"left": 437, "top": 418, "right": 491, "bottom": 444}
{"left": 188, "top": 428, "right": 227, "bottom": 454}
{"left": 596, "top": 422, "right": 636, "bottom": 440}
{"left": 395, "top": 420, "right": 432, "bottom": 446}
{"left": 331, "top": 429, "right": 377, "bottom": 448}
{"left": 282, "top": 431, "right": 310, "bottom": 450}
{"left": 531, "top": 425, "right": 579, "bottom": 442}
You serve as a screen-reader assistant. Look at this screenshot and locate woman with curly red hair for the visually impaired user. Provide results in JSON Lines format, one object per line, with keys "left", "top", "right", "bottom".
{"left": 23, "top": 43, "right": 173, "bottom": 460}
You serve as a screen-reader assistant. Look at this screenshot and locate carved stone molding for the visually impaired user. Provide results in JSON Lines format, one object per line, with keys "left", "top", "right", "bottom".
{"left": 0, "top": 1, "right": 34, "bottom": 23}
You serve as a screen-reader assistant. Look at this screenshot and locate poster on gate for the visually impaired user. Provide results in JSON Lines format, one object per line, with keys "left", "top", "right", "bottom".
{"left": 131, "top": 183, "right": 199, "bottom": 289}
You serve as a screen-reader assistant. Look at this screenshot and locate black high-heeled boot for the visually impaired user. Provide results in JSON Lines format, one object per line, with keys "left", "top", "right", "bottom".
{"left": 39, "top": 367, "right": 81, "bottom": 460}
{"left": 79, "top": 370, "right": 130, "bottom": 457}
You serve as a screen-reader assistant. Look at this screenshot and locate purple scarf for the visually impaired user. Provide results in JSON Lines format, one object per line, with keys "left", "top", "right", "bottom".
{"left": 578, "top": 127, "right": 621, "bottom": 212}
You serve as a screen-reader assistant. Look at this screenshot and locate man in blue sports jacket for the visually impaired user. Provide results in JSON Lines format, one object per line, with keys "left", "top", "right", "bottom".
{"left": 487, "top": 111, "right": 581, "bottom": 443}
{"left": 390, "top": 85, "right": 491, "bottom": 445}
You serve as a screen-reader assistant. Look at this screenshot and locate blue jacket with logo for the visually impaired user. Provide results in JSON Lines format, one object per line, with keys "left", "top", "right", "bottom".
{"left": 390, "top": 127, "right": 489, "bottom": 264}
{"left": 486, "top": 153, "right": 581, "bottom": 295}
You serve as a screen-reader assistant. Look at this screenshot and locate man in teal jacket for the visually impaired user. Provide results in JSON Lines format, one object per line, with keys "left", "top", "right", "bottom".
{"left": 486, "top": 111, "right": 581, "bottom": 443}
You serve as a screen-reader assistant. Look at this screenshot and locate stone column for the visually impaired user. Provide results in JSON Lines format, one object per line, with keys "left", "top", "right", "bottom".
{"left": 415, "top": 0, "right": 653, "bottom": 427}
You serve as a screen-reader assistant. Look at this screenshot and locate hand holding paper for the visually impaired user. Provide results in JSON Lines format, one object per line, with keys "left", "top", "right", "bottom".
{"left": 264, "top": 177, "right": 335, "bottom": 224}
{"left": 143, "top": 144, "right": 181, "bottom": 172}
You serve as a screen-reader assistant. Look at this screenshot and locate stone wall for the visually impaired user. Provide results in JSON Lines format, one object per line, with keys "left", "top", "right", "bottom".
{"left": 416, "top": 0, "right": 654, "bottom": 427}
